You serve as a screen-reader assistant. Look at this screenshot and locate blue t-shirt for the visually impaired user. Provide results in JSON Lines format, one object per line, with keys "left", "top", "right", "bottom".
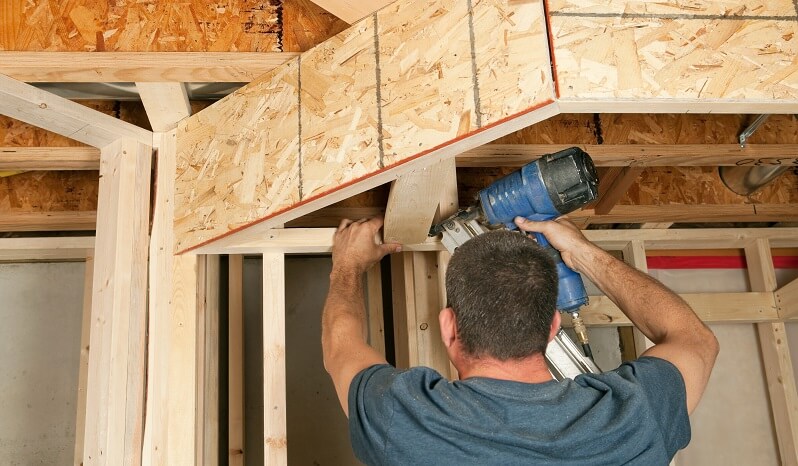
{"left": 348, "top": 356, "right": 690, "bottom": 466}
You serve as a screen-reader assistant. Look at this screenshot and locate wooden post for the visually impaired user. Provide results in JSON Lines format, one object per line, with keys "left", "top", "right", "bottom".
{"left": 622, "top": 240, "right": 654, "bottom": 356}
{"left": 196, "top": 256, "right": 220, "bottom": 466}
{"left": 229, "top": 255, "right": 246, "bottom": 466}
{"left": 263, "top": 252, "right": 287, "bottom": 466}
{"left": 74, "top": 254, "right": 94, "bottom": 466}
{"left": 745, "top": 239, "right": 798, "bottom": 466}
{"left": 83, "top": 139, "right": 152, "bottom": 466}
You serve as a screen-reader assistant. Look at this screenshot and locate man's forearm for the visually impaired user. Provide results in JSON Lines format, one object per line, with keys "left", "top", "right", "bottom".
{"left": 322, "top": 269, "right": 368, "bottom": 362}
{"left": 572, "top": 246, "right": 709, "bottom": 345}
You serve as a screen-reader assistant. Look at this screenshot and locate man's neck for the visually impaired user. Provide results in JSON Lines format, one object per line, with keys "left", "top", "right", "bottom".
{"left": 458, "top": 353, "right": 553, "bottom": 384}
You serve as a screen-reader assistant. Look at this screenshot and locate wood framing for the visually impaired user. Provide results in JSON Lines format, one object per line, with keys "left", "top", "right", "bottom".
{"left": 83, "top": 139, "right": 152, "bottom": 465}
{"left": 136, "top": 83, "right": 192, "bottom": 133}
{"left": 196, "top": 256, "right": 220, "bottom": 466}
{"left": 0, "top": 236, "right": 94, "bottom": 262}
{"left": 228, "top": 255, "right": 246, "bottom": 466}
{"left": 74, "top": 254, "right": 94, "bottom": 466}
{"left": 0, "top": 146, "right": 100, "bottom": 170}
{"left": 778, "top": 279, "right": 798, "bottom": 320}
{"left": 263, "top": 252, "right": 288, "bottom": 465}
{"left": 0, "top": 74, "right": 152, "bottom": 148}
{"left": 173, "top": 0, "right": 556, "bottom": 253}
{"left": 745, "top": 239, "right": 798, "bottom": 465}
{"left": 0, "top": 52, "right": 298, "bottom": 82}
{"left": 457, "top": 144, "right": 798, "bottom": 167}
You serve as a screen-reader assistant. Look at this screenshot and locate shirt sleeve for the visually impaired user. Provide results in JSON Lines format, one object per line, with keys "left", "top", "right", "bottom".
{"left": 348, "top": 364, "right": 402, "bottom": 464}
{"left": 616, "top": 356, "right": 692, "bottom": 457}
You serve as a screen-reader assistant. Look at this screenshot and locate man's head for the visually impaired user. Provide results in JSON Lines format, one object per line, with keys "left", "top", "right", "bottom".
{"left": 442, "top": 230, "right": 558, "bottom": 361}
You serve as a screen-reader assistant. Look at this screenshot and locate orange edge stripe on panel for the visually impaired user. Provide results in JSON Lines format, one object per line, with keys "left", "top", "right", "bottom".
{"left": 177, "top": 99, "right": 558, "bottom": 254}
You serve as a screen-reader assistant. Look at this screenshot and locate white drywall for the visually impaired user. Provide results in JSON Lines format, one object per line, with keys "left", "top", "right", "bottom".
{"left": 0, "top": 262, "right": 84, "bottom": 465}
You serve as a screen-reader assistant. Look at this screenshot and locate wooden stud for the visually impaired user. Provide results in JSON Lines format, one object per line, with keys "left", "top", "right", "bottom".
{"left": 411, "top": 251, "right": 450, "bottom": 373}
{"left": 136, "top": 83, "right": 192, "bottom": 132}
{"left": 74, "top": 254, "right": 94, "bottom": 466}
{"left": 366, "top": 263, "right": 386, "bottom": 357}
{"left": 391, "top": 252, "right": 416, "bottom": 369}
{"left": 228, "top": 255, "right": 246, "bottom": 466}
{"left": 778, "top": 279, "right": 798, "bottom": 320}
{"left": 456, "top": 144, "right": 798, "bottom": 167}
{"left": 622, "top": 240, "right": 654, "bottom": 355}
{"left": 0, "top": 52, "right": 298, "bottom": 82}
{"left": 196, "top": 255, "right": 220, "bottom": 466}
{"left": 745, "top": 239, "right": 798, "bottom": 466}
{"left": 569, "top": 204, "right": 798, "bottom": 225}
{"left": 0, "top": 74, "right": 152, "bottom": 148}
{"left": 641, "top": 222, "right": 673, "bottom": 229}
{"left": 262, "top": 252, "right": 288, "bottom": 466}
{"left": 83, "top": 139, "right": 152, "bottom": 466}
{"left": 0, "top": 146, "right": 100, "bottom": 170}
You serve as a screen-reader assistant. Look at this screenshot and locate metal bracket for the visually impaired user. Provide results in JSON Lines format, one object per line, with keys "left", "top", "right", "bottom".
{"left": 739, "top": 114, "right": 770, "bottom": 148}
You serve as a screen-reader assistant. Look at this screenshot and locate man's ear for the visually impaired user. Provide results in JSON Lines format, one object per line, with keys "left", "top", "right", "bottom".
{"left": 439, "top": 307, "right": 457, "bottom": 349}
{"left": 548, "top": 311, "right": 561, "bottom": 342}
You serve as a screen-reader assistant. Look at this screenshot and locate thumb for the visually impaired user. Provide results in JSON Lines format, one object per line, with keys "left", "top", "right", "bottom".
{"left": 380, "top": 242, "right": 403, "bottom": 256}
{"left": 514, "top": 216, "right": 548, "bottom": 233}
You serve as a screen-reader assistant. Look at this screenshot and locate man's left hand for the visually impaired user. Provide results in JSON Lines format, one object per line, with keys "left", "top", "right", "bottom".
{"left": 332, "top": 217, "right": 402, "bottom": 276}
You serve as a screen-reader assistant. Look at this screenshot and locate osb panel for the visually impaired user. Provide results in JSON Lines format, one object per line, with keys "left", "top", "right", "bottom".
{"left": 299, "top": 19, "right": 380, "bottom": 200}
{"left": 623, "top": 167, "right": 798, "bottom": 205}
{"left": 0, "top": 0, "right": 280, "bottom": 51}
{"left": 549, "top": 0, "right": 798, "bottom": 101}
{"left": 282, "top": 0, "right": 348, "bottom": 52}
{"left": 175, "top": 0, "right": 555, "bottom": 252}
{"left": 174, "top": 60, "right": 300, "bottom": 252}
{"left": 473, "top": 0, "right": 553, "bottom": 126}
{"left": 0, "top": 170, "right": 99, "bottom": 212}
{"left": 377, "top": 0, "right": 477, "bottom": 166}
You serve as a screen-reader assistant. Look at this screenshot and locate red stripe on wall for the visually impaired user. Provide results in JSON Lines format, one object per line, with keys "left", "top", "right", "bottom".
{"left": 646, "top": 256, "right": 798, "bottom": 269}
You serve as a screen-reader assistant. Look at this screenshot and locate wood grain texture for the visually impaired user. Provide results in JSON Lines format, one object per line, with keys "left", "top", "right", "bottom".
{"left": 262, "top": 252, "right": 287, "bottom": 466}
{"left": 0, "top": 146, "right": 100, "bottom": 170}
{"left": 174, "top": 0, "right": 555, "bottom": 253}
{"left": 549, "top": 0, "right": 798, "bottom": 110}
{"left": 309, "top": 0, "right": 394, "bottom": 23}
{"left": 778, "top": 279, "right": 798, "bottom": 320}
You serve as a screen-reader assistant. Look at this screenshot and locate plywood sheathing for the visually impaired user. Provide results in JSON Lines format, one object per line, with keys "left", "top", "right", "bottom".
{"left": 548, "top": 0, "right": 798, "bottom": 108}
{"left": 0, "top": 0, "right": 281, "bottom": 52}
{"left": 174, "top": 0, "right": 555, "bottom": 253}
{"left": 283, "top": 0, "right": 349, "bottom": 52}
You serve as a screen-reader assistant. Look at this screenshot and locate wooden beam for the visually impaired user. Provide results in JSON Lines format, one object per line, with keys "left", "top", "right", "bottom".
{"left": 197, "top": 226, "right": 798, "bottom": 255}
{"left": 569, "top": 292, "right": 779, "bottom": 327}
{"left": 594, "top": 167, "right": 645, "bottom": 215}
{"left": 745, "top": 239, "right": 798, "bottom": 465}
{"left": 569, "top": 204, "right": 798, "bottom": 225}
{"left": 0, "top": 211, "right": 96, "bottom": 232}
{"left": 262, "top": 252, "right": 287, "bottom": 466}
{"left": 778, "top": 279, "right": 798, "bottom": 320}
{"left": 0, "top": 146, "right": 100, "bottom": 170}
{"left": 74, "top": 254, "right": 94, "bottom": 466}
{"left": 196, "top": 256, "right": 220, "bottom": 466}
{"left": 0, "top": 236, "right": 94, "bottom": 261}
{"left": 366, "top": 263, "right": 386, "bottom": 357}
{"left": 411, "top": 252, "right": 450, "bottom": 373}
{"left": 0, "top": 52, "right": 298, "bottom": 82}
{"left": 391, "top": 253, "right": 415, "bottom": 369}
{"left": 136, "top": 83, "right": 192, "bottom": 133}
{"left": 309, "top": 0, "right": 395, "bottom": 23}
{"left": 0, "top": 74, "right": 152, "bottom": 148}
{"left": 83, "top": 139, "right": 152, "bottom": 465}
{"left": 174, "top": 0, "right": 556, "bottom": 253}
{"left": 384, "top": 159, "right": 454, "bottom": 244}
{"left": 456, "top": 144, "right": 798, "bottom": 167}
{"left": 622, "top": 240, "right": 654, "bottom": 355}
{"left": 228, "top": 255, "right": 246, "bottom": 466}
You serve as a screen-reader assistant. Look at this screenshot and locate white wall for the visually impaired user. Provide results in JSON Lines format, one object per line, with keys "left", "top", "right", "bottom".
{"left": 0, "top": 262, "right": 84, "bottom": 465}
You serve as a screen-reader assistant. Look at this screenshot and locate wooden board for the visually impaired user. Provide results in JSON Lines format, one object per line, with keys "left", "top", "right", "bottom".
{"left": 174, "top": 0, "right": 555, "bottom": 253}
{"left": 548, "top": 0, "right": 798, "bottom": 111}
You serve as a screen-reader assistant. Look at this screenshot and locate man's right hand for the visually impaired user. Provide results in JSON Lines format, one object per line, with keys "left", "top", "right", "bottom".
{"left": 513, "top": 216, "right": 599, "bottom": 273}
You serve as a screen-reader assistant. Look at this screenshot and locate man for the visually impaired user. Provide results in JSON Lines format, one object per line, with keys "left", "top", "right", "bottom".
{"left": 322, "top": 216, "right": 719, "bottom": 465}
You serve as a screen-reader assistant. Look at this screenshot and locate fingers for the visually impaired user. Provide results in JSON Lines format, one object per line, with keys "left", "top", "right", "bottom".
{"left": 514, "top": 216, "right": 551, "bottom": 233}
{"left": 337, "top": 218, "right": 355, "bottom": 232}
{"left": 379, "top": 242, "right": 402, "bottom": 256}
